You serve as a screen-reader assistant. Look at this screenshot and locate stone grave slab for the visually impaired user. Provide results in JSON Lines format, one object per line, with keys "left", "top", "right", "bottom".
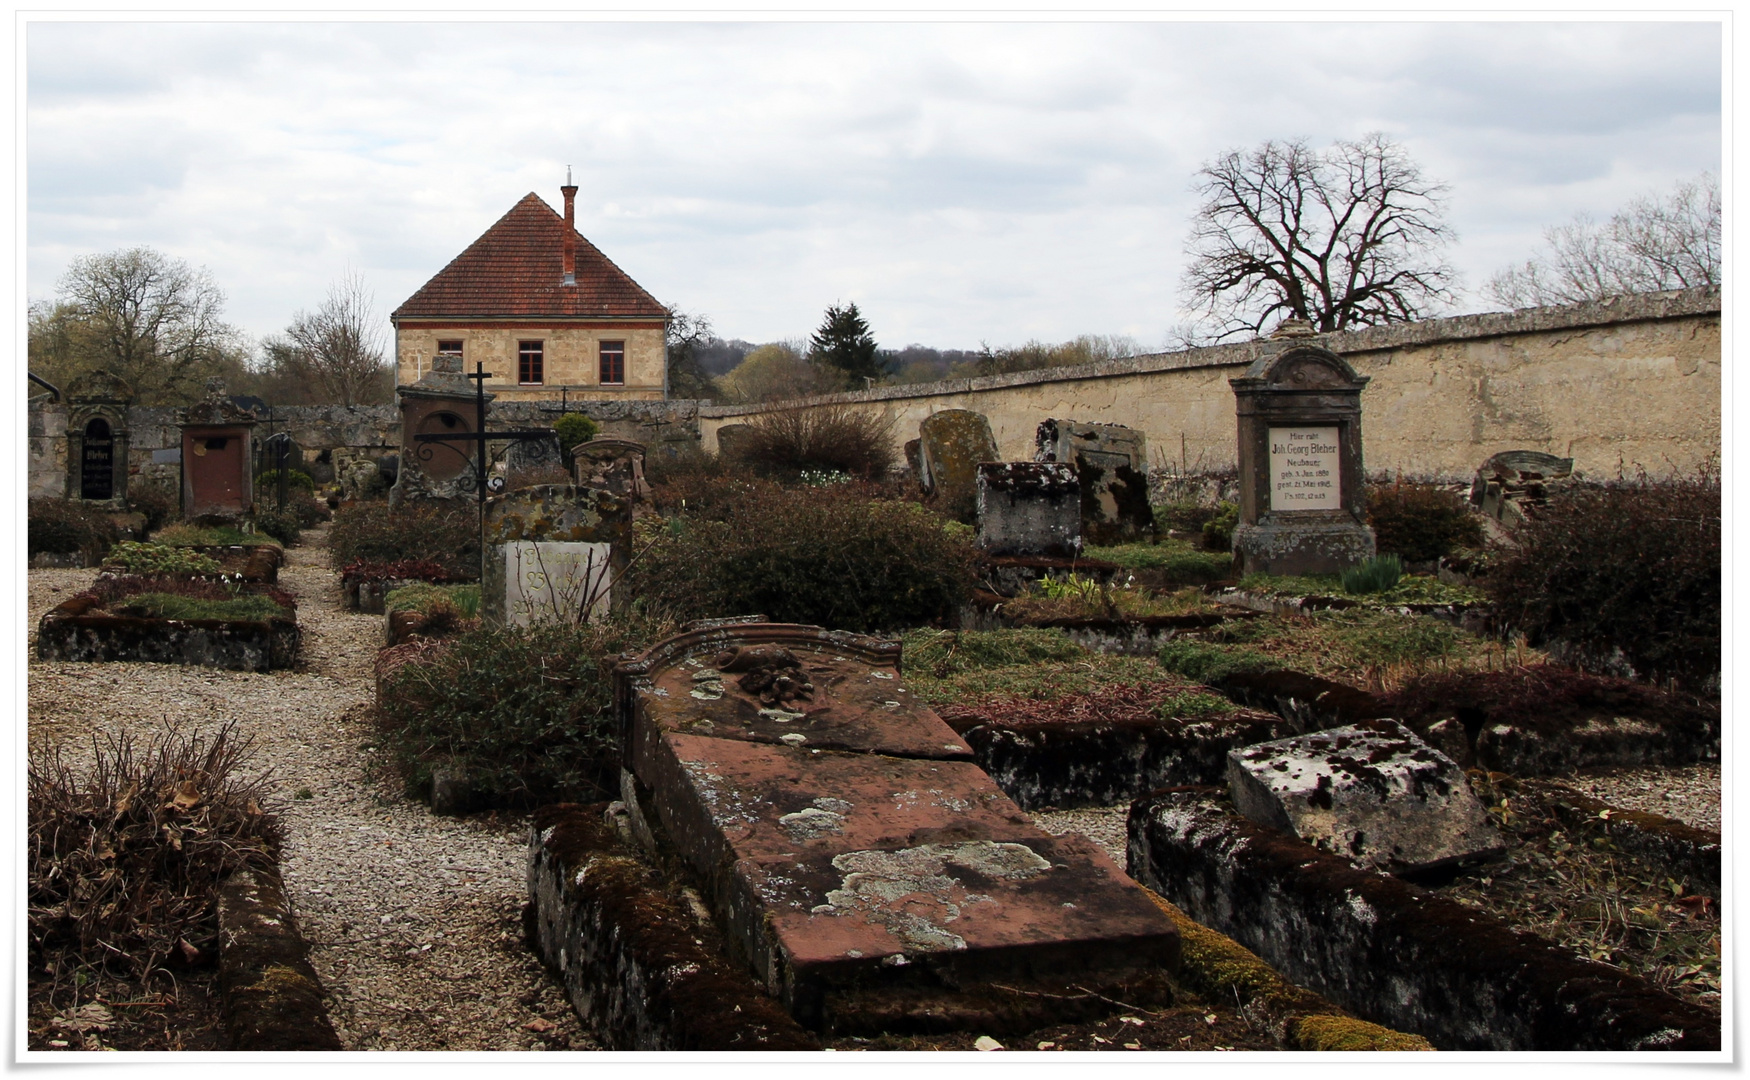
{"left": 1034, "top": 419, "right": 1155, "bottom": 544}
{"left": 624, "top": 625, "right": 972, "bottom": 761}
{"left": 1226, "top": 719, "right": 1504, "bottom": 874}
{"left": 917, "top": 410, "right": 999, "bottom": 524}
{"left": 635, "top": 732, "right": 1180, "bottom": 1021}
{"left": 974, "top": 461, "right": 1080, "bottom": 558}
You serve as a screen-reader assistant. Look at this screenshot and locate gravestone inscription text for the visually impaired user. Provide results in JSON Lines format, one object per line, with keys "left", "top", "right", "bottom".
{"left": 504, "top": 541, "right": 612, "bottom": 627}
{"left": 1268, "top": 426, "right": 1341, "bottom": 511}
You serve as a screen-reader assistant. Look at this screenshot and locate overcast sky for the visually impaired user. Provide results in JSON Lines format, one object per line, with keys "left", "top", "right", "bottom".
{"left": 25, "top": 18, "right": 1722, "bottom": 353}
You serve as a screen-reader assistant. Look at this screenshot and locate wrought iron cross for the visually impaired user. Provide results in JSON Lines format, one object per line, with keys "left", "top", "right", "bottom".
{"left": 413, "top": 361, "right": 565, "bottom": 520}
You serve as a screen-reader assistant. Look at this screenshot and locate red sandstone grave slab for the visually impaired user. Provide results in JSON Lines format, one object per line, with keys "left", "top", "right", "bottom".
{"left": 636, "top": 730, "right": 1180, "bottom": 1020}
{"left": 616, "top": 622, "right": 972, "bottom": 761}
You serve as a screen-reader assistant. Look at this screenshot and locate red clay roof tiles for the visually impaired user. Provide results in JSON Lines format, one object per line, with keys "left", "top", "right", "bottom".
{"left": 393, "top": 193, "right": 668, "bottom": 320}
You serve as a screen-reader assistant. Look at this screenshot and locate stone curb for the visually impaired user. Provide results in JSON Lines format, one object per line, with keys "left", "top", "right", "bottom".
{"left": 1537, "top": 782, "right": 1720, "bottom": 898}
{"left": 1127, "top": 787, "right": 1720, "bottom": 1051}
{"left": 525, "top": 802, "right": 821, "bottom": 1051}
{"left": 216, "top": 865, "right": 343, "bottom": 1051}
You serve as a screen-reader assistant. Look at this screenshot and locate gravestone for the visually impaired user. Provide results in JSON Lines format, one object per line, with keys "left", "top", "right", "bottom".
{"left": 1035, "top": 418, "right": 1155, "bottom": 545}
{"left": 480, "top": 485, "right": 633, "bottom": 627}
{"left": 390, "top": 353, "right": 486, "bottom": 508}
{"left": 1229, "top": 340, "right": 1375, "bottom": 575}
{"left": 64, "top": 369, "right": 134, "bottom": 509}
{"left": 1226, "top": 720, "right": 1504, "bottom": 874}
{"left": 179, "top": 379, "right": 258, "bottom": 519}
{"left": 1471, "top": 450, "right": 1574, "bottom": 526}
{"left": 917, "top": 410, "right": 1000, "bottom": 525}
{"left": 715, "top": 423, "right": 756, "bottom": 462}
{"left": 572, "top": 437, "right": 652, "bottom": 523}
{"left": 503, "top": 432, "right": 567, "bottom": 489}
{"left": 903, "top": 439, "right": 924, "bottom": 487}
{"left": 975, "top": 462, "right": 1080, "bottom": 558}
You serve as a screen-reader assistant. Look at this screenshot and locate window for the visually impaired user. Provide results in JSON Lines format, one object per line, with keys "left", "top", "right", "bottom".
{"left": 519, "top": 341, "right": 544, "bottom": 385}
{"left": 436, "top": 340, "right": 463, "bottom": 357}
{"left": 599, "top": 341, "right": 625, "bottom": 385}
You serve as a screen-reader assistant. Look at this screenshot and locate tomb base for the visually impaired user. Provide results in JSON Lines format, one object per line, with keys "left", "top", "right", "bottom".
{"left": 1232, "top": 519, "right": 1374, "bottom": 577}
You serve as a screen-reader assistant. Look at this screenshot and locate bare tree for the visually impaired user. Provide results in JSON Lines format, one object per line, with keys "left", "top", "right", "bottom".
{"left": 48, "top": 247, "right": 239, "bottom": 404}
{"left": 1485, "top": 172, "right": 1720, "bottom": 309}
{"left": 1181, "top": 134, "right": 1457, "bottom": 341}
{"left": 279, "top": 272, "right": 392, "bottom": 406}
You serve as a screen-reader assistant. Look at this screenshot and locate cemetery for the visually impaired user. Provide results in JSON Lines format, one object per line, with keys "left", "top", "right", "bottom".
{"left": 26, "top": 305, "right": 1719, "bottom": 1054}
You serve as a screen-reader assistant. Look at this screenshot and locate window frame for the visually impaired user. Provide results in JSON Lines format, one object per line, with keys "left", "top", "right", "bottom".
{"left": 435, "top": 340, "right": 464, "bottom": 357}
{"left": 598, "top": 340, "right": 626, "bottom": 385}
{"left": 518, "top": 340, "right": 545, "bottom": 385}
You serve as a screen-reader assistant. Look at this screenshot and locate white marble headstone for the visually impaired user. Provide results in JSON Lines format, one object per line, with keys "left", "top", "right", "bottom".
{"left": 504, "top": 541, "right": 612, "bottom": 627}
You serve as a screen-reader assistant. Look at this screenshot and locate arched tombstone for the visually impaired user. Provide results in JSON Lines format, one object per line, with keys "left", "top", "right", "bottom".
{"left": 179, "top": 378, "right": 258, "bottom": 519}
{"left": 917, "top": 409, "right": 999, "bottom": 525}
{"left": 1229, "top": 341, "right": 1375, "bottom": 576}
{"left": 64, "top": 369, "right": 133, "bottom": 508}
{"left": 572, "top": 437, "right": 650, "bottom": 507}
{"left": 390, "top": 353, "right": 487, "bottom": 508}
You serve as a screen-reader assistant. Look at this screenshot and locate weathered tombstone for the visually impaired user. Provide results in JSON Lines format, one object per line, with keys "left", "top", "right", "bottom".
{"left": 903, "top": 438, "right": 924, "bottom": 489}
{"left": 572, "top": 437, "right": 651, "bottom": 511}
{"left": 975, "top": 462, "right": 1080, "bottom": 558}
{"left": 1471, "top": 450, "right": 1574, "bottom": 526}
{"left": 180, "top": 379, "right": 257, "bottom": 519}
{"left": 1034, "top": 419, "right": 1155, "bottom": 545}
{"left": 64, "top": 369, "right": 134, "bottom": 508}
{"left": 390, "top": 353, "right": 485, "bottom": 508}
{"left": 503, "top": 432, "right": 567, "bottom": 489}
{"left": 917, "top": 410, "right": 999, "bottom": 524}
{"left": 480, "top": 485, "right": 632, "bottom": 627}
{"left": 1229, "top": 340, "right": 1375, "bottom": 575}
{"left": 715, "top": 423, "right": 756, "bottom": 463}
{"left": 1226, "top": 720, "right": 1504, "bottom": 874}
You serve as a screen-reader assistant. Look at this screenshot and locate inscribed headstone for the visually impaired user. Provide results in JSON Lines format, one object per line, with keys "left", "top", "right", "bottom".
{"left": 504, "top": 540, "right": 613, "bottom": 626}
{"left": 1267, "top": 427, "right": 1341, "bottom": 510}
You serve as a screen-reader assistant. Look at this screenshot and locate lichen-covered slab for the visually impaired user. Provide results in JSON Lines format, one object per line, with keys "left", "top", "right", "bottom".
{"left": 635, "top": 733, "right": 1178, "bottom": 1020}
{"left": 1226, "top": 719, "right": 1503, "bottom": 873}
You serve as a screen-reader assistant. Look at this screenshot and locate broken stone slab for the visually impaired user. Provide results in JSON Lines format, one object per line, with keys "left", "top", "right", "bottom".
{"left": 1471, "top": 449, "right": 1574, "bottom": 526}
{"left": 632, "top": 731, "right": 1180, "bottom": 1026}
{"left": 917, "top": 410, "right": 1000, "bottom": 524}
{"left": 617, "top": 622, "right": 973, "bottom": 761}
{"left": 1034, "top": 419, "right": 1155, "bottom": 544}
{"left": 974, "top": 461, "right": 1080, "bottom": 558}
{"left": 1226, "top": 719, "right": 1503, "bottom": 874}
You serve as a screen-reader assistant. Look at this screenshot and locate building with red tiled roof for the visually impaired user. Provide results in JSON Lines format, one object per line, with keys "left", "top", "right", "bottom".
{"left": 391, "top": 184, "right": 670, "bottom": 401}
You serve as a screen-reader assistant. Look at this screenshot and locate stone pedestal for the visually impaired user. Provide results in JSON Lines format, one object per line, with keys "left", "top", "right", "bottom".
{"left": 1034, "top": 419, "right": 1155, "bottom": 545}
{"left": 975, "top": 461, "right": 1080, "bottom": 558}
{"left": 1229, "top": 342, "right": 1375, "bottom": 576}
{"left": 480, "top": 485, "right": 632, "bottom": 627}
{"left": 917, "top": 410, "right": 1000, "bottom": 525}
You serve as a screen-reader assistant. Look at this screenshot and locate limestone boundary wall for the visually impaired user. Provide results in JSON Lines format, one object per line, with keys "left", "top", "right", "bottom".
{"left": 698, "top": 289, "right": 1720, "bottom": 482}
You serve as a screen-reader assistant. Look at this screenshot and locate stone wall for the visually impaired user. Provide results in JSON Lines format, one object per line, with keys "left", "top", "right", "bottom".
{"left": 27, "top": 398, "right": 705, "bottom": 501}
{"left": 698, "top": 289, "right": 1720, "bottom": 482}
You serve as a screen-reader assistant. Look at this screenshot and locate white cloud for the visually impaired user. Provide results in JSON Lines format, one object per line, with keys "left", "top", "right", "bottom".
{"left": 26, "top": 19, "right": 1721, "bottom": 350}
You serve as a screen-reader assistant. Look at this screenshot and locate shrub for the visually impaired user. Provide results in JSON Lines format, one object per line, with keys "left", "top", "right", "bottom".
{"left": 376, "top": 619, "right": 660, "bottom": 806}
{"left": 1485, "top": 467, "right": 1719, "bottom": 690}
{"left": 28, "top": 723, "right": 280, "bottom": 978}
{"left": 254, "top": 469, "right": 316, "bottom": 495}
{"left": 151, "top": 523, "right": 281, "bottom": 549}
{"left": 129, "top": 476, "right": 180, "bottom": 535}
{"left": 1341, "top": 554, "right": 1403, "bottom": 595}
{"left": 339, "top": 558, "right": 456, "bottom": 586}
{"left": 629, "top": 483, "right": 978, "bottom": 633}
{"left": 1201, "top": 501, "right": 1239, "bottom": 551}
{"left": 252, "top": 507, "right": 301, "bottom": 547}
{"left": 1366, "top": 479, "right": 1484, "bottom": 563}
{"left": 101, "top": 541, "right": 223, "bottom": 577}
{"left": 87, "top": 574, "right": 297, "bottom": 614}
{"left": 109, "top": 592, "right": 291, "bottom": 622}
{"left": 554, "top": 413, "right": 601, "bottom": 458}
{"left": 28, "top": 498, "right": 119, "bottom": 560}
{"left": 329, "top": 500, "right": 480, "bottom": 580}
{"left": 733, "top": 404, "right": 897, "bottom": 479}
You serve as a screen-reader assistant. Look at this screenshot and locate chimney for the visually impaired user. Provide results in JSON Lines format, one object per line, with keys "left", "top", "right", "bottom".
{"left": 561, "top": 168, "right": 578, "bottom": 287}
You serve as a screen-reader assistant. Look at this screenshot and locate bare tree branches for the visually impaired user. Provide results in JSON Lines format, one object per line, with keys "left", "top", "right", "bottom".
{"left": 275, "top": 272, "right": 393, "bottom": 406}
{"left": 1485, "top": 173, "right": 1720, "bottom": 309}
{"left": 1181, "top": 134, "right": 1457, "bottom": 341}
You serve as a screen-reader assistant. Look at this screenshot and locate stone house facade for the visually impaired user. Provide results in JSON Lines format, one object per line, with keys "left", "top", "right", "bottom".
{"left": 391, "top": 184, "right": 670, "bottom": 402}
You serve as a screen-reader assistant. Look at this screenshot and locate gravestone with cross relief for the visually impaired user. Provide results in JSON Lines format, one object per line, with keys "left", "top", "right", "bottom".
{"left": 1229, "top": 329, "right": 1376, "bottom": 576}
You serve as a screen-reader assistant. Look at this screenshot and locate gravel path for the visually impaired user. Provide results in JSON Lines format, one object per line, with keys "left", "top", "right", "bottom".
{"left": 27, "top": 526, "right": 597, "bottom": 1051}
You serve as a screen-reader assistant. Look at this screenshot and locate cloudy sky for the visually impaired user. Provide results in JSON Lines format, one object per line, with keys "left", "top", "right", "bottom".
{"left": 25, "top": 18, "right": 1722, "bottom": 353}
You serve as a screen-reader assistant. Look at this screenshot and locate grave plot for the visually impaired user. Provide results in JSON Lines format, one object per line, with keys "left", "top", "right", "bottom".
{"left": 36, "top": 552, "right": 300, "bottom": 672}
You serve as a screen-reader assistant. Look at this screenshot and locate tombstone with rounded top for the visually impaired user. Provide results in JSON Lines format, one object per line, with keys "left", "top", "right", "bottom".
{"left": 917, "top": 409, "right": 999, "bottom": 524}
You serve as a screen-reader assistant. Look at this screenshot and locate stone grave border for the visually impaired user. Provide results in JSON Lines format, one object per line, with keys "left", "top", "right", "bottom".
{"left": 37, "top": 592, "right": 299, "bottom": 672}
